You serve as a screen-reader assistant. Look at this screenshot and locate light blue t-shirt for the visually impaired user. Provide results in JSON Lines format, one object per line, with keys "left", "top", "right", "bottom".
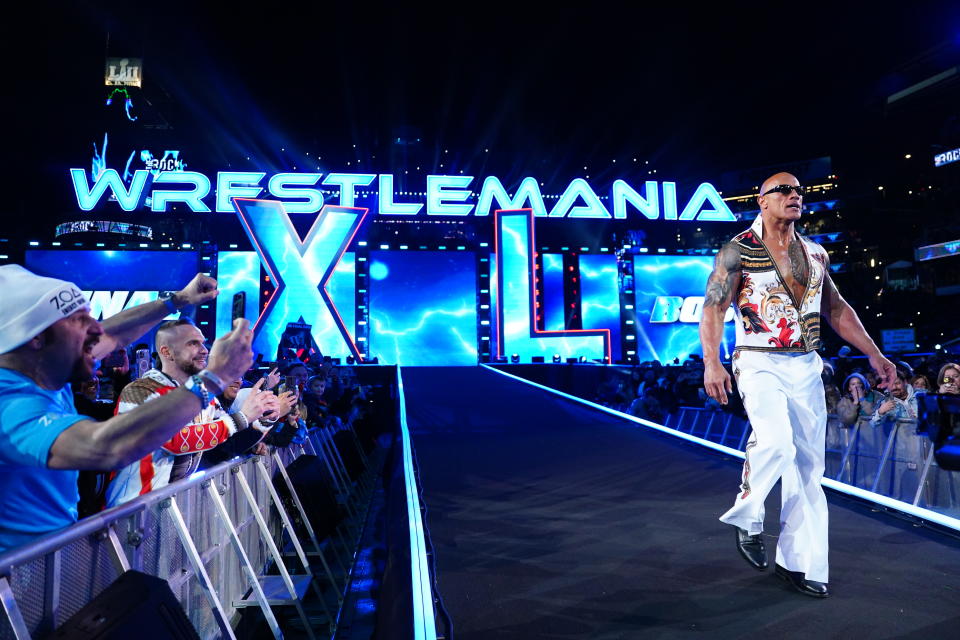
{"left": 0, "top": 368, "right": 89, "bottom": 555}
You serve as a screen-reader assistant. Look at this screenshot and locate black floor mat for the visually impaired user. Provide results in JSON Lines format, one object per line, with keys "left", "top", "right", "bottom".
{"left": 403, "top": 366, "right": 960, "bottom": 639}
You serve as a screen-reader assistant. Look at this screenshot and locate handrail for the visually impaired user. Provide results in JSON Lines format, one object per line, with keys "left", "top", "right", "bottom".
{"left": 0, "top": 455, "right": 255, "bottom": 574}
{"left": 0, "top": 446, "right": 304, "bottom": 639}
{"left": 0, "top": 365, "right": 416, "bottom": 639}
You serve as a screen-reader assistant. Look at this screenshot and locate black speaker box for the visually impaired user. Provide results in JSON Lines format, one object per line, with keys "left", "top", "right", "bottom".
{"left": 273, "top": 454, "right": 343, "bottom": 541}
{"left": 333, "top": 431, "right": 365, "bottom": 480}
{"left": 51, "top": 570, "right": 198, "bottom": 639}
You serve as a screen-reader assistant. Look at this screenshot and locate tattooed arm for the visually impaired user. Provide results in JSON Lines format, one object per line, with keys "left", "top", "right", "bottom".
{"left": 821, "top": 264, "right": 896, "bottom": 390}
{"left": 699, "top": 241, "right": 741, "bottom": 405}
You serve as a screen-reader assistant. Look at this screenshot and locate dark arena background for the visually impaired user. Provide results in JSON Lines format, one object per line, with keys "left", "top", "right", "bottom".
{"left": 4, "top": 4, "right": 960, "bottom": 639}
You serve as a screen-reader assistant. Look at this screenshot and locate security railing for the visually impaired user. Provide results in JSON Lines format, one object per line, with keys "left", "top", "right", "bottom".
{"left": 664, "top": 407, "right": 752, "bottom": 451}
{"left": 667, "top": 407, "right": 960, "bottom": 518}
{"left": 0, "top": 428, "right": 365, "bottom": 640}
{"left": 827, "top": 416, "right": 960, "bottom": 513}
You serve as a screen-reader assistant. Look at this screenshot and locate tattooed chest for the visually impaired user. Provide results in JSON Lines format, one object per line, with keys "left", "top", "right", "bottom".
{"left": 770, "top": 241, "right": 809, "bottom": 300}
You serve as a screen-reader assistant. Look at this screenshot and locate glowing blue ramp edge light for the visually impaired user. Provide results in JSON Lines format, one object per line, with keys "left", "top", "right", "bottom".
{"left": 479, "top": 364, "right": 960, "bottom": 533}
{"left": 396, "top": 366, "right": 438, "bottom": 640}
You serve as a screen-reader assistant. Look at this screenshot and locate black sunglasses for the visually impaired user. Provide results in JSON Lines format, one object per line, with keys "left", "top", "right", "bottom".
{"left": 761, "top": 184, "right": 806, "bottom": 197}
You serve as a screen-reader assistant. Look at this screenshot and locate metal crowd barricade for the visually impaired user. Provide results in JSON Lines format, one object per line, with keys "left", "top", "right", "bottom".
{"left": 666, "top": 409, "right": 960, "bottom": 518}
{"left": 828, "top": 415, "right": 960, "bottom": 512}
{"left": 665, "top": 407, "right": 752, "bottom": 451}
{"left": 0, "top": 442, "right": 344, "bottom": 640}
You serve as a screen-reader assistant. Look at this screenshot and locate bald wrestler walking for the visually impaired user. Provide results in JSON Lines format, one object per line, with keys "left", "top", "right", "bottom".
{"left": 698, "top": 172, "right": 895, "bottom": 597}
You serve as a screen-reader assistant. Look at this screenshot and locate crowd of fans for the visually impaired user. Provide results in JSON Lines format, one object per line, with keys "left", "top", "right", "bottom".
{"left": 0, "top": 266, "right": 381, "bottom": 556}
{"left": 825, "top": 356, "right": 957, "bottom": 428}
{"left": 594, "top": 352, "right": 960, "bottom": 429}
{"left": 1, "top": 260, "right": 956, "bottom": 559}
{"left": 75, "top": 339, "right": 377, "bottom": 517}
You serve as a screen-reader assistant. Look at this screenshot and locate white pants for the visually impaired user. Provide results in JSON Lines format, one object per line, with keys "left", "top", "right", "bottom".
{"left": 719, "top": 350, "right": 830, "bottom": 583}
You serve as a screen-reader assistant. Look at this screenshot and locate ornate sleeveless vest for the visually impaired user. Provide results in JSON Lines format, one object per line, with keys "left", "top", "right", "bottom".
{"left": 732, "top": 215, "right": 828, "bottom": 353}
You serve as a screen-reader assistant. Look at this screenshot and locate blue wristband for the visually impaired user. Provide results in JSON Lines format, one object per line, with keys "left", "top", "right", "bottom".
{"left": 184, "top": 375, "right": 210, "bottom": 408}
{"left": 197, "top": 369, "right": 225, "bottom": 395}
{"left": 161, "top": 293, "right": 179, "bottom": 314}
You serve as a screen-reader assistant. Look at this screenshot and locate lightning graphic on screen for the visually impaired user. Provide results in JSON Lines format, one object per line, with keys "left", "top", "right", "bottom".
{"left": 372, "top": 306, "right": 475, "bottom": 336}
{"left": 496, "top": 211, "right": 609, "bottom": 361}
{"left": 542, "top": 253, "right": 565, "bottom": 331}
{"left": 216, "top": 252, "right": 260, "bottom": 338}
{"left": 633, "top": 256, "right": 734, "bottom": 363}
{"left": 579, "top": 254, "right": 622, "bottom": 360}
{"left": 368, "top": 251, "right": 478, "bottom": 366}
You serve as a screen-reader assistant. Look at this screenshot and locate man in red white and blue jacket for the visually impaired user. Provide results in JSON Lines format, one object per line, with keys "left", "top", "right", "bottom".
{"left": 105, "top": 319, "right": 276, "bottom": 507}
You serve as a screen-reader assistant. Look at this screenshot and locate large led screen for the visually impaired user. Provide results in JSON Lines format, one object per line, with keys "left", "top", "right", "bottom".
{"left": 632, "top": 255, "right": 735, "bottom": 364}
{"left": 368, "top": 251, "right": 477, "bottom": 366}
{"left": 496, "top": 212, "right": 608, "bottom": 361}
{"left": 489, "top": 253, "right": 498, "bottom": 355}
{"left": 25, "top": 250, "right": 199, "bottom": 321}
{"left": 215, "top": 251, "right": 262, "bottom": 338}
{"left": 542, "top": 253, "right": 565, "bottom": 331}
{"left": 580, "top": 254, "right": 622, "bottom": 362}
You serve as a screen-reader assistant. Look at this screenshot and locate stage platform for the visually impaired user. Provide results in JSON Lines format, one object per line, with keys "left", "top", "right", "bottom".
{"left": 403, "top": 366, "right": 960, "bottom": 639}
